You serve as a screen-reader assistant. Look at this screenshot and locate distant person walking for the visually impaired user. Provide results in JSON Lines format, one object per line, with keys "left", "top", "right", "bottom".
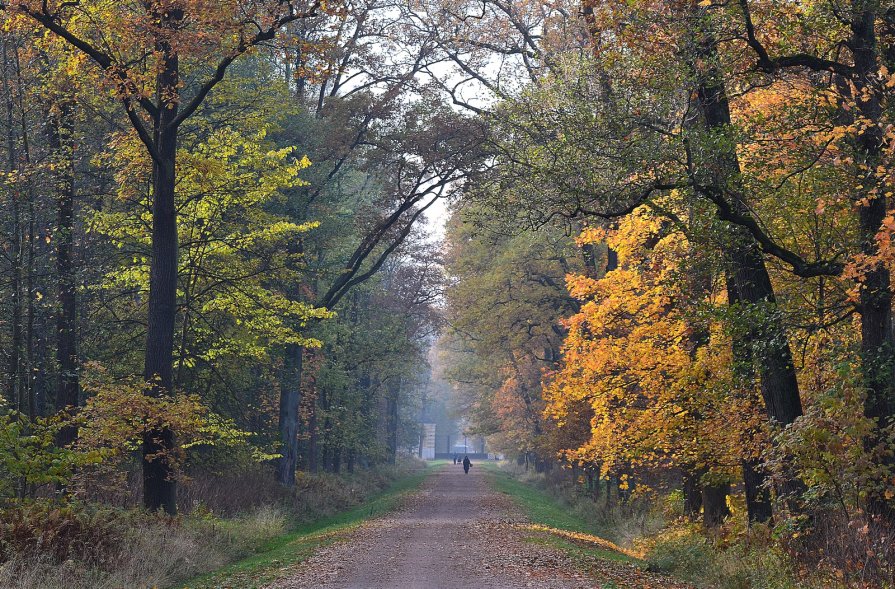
{"left": 462, "top": 455, "right": 471, "bottom": 474}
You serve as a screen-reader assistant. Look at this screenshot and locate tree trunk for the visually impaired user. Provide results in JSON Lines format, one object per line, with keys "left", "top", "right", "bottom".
{"left": 692, "top": 15, "right": 803, "bottom": 521}
{"left": 346, "top": 449, "right": 355, "bottom": 473}
{"left": 331, "top": 447, "right": 341, "bottom": 473}
{"left": 742, "top": 457, "right": 773, "bottom": 523}
{"left": 683, "top": 468, "right": 704, "bottom": 520}
{"left": 386, "top": 377, "right": 401, "bottom": 464}
{"left": 25, "top": 175, "right": 34, "bottom": 422}
{"left": 142, "top": 15, "right": 182, "bottom": 514}
{"left": 850, "top": 10, "right": 895, "bottom": 519}
{"left": 702, "top": 482, "right": 731, "bottom": 528}
{"left": 3, "top": 38, "right": 23, "bottom": 411}
{"left": 307, "top": 386, "right": 319, "bottom": 473}
{"left": 277, "top": 344, "right": 303, "bottom": 486}
{"left": 48, "top": 103, "right": 79, "bottom": 446}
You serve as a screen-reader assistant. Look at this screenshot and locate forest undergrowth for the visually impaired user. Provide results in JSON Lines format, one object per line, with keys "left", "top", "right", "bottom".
{"left": 493, "top": 463, "right": 888, "bottom": 589}
{"left": 0, "top": 458, "right": 427, "bottom": 589}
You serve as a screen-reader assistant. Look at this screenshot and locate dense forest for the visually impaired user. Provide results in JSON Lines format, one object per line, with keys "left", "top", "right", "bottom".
{"left": 1, "top": 0, "right": 895, "bottom": 587}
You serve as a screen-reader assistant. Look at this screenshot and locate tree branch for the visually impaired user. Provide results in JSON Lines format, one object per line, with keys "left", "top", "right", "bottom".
{"left": 738, "top": 0, "right": 855, "bottom": 76}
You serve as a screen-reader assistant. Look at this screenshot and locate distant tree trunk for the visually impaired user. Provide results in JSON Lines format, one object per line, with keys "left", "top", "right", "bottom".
{"left": 14, "top": 45, "right": 34, "bottom": 424}
{"left": 590, "top": 468, "right": 602, "bottom": 502}
{"left": 319, "top": 384, "right": 332, "bottom": 471}
{"left": 331, "top": 447, "right": 341, "bottom": 473}
{"left": 683, "top": 469, "right": 704, "bottom": 520}
{"left": 605, "top": 246, "right": 618, "bottom": 272}
{"left": 346, "top": 449, "right": 355, "bottom": 473}
{"left": 277, "top": 344, "right": 303, "bottom": 486}
{"left": 702, "top": 482, "right": 731, "bottom": 528}
{"left": 25, "top": 176, "right": 35, "bottom": 422}
{"left": 307, "top": 392, "right": 319, "bottom": 473}
{"left": 142, "top": 10, "right": 183, "bottom": 515}
{"left": 385, "top": 377, "right": 400, "bottom": 464}
{"left": 3, "top": 38, "right": 23, "bottom": 411}
{"left": 48, "top": 103, "right": 79, "bottom": 447}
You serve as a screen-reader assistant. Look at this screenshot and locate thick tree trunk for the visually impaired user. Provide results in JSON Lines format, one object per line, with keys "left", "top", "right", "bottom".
{"left": 696, "top": 63, "right": 804, "bottom": 428}
{"left": 850, "top": 10, "right": 895, "bottom": 519}
{"left": 693, "top": 17, "right": 803, "bottom": 521}
{"left": 742, "top": 457, "right": 773, "bottom": 522}
{"left": 142, "top": 20, "right": 182, "bottom": 514}
{"left": 683, "top": 468, "right": 704, "bottom": 520}
{"left": 277, "top": 344, "right": 303, "bottom": 486}
{"left": 702, "top": 482, "right": 731, "bottom": 528}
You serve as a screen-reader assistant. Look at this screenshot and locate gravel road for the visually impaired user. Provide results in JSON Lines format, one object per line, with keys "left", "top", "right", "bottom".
{"left": 266, "top": 463, "right": 595, "bottom": 589}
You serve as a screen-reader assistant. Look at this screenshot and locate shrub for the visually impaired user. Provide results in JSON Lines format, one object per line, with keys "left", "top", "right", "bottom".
{"left": 645, "top": 526, "right": 717, "bottom": 582}
{"left": 0, "top": 502, "right": 138, "bottom": 565}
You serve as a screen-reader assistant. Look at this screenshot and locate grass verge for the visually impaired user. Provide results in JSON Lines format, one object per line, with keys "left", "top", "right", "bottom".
{"left": 481, "top": 464, "right": 700, "bottom": 589}
{"left": 483, "top": 463, "right": 639, "bottom": 564}
{"left": 180, "top": 465, "right": 434, "bottom": 589}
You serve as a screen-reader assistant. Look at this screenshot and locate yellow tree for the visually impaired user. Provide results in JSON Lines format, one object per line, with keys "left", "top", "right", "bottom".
{"left": 2, "top": 0, "right": 328, "bottom": 514}
{"left": 545, "top": 207, "right": 750, "bottom": 525}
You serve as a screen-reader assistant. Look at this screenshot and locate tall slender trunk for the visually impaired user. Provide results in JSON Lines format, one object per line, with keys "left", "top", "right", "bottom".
{"left": 142, "top": 10, "right": 183, "bottom": 515}
{"left": 319, "top": 385, "right": 331, "bottom": 471}
{"left": 25, "top": 176, "right": 34, "bottom": 422}
{"left": 849, "top": 9, "right": 895, "bottom": 518}
{"left": 307, "top": 389, "right": 319, "bottom": 473}
{"left": 14, "top": 44, "right": 34, "bottom": 423}
{"left": 386, "top": 376, "right": 401, "bottom": 464}
{"left": 3, "top": 38, "right": 23, "bottom": 412}
{"left": 49, "top": 103, "right": 79, "bottom": 446}
{"left": 277, "top": 344, "right": 303, "bottom": 485}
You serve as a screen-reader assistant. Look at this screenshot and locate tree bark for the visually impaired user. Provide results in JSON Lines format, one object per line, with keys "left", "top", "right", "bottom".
{"left": 386, "top": 376, "right": 401, "bottom": 464}
{"left": 276, "top": 344, "right": 303, "bottom": 486}
{"left": 48, "top": 103, "right": 79, "bottom": 447}
{"left": 692, "top": 14, "right": 803, "bottom": 521}
{"left": 683, "top": 468, "right": 704, "bottom": 520}
{"left": 849, "top": 10, "right": 895, "bottom": 519}
{"left": 142, "top": 10, "right": 183, "bottom": 515}
{"left": 702, "top": 482, "right": 731, "bottom": 527}
{"left": 3, "top": 38, "right": 23, "bottom": 411}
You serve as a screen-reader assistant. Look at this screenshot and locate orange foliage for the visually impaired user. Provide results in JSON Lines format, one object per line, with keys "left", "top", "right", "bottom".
{"left": 545, "top": 208, "right": 745, "bottom": 481}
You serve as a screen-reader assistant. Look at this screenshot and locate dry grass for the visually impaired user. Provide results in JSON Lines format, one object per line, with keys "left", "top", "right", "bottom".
{"left": 0, "top": 459, "right": 424, "bottom": 589}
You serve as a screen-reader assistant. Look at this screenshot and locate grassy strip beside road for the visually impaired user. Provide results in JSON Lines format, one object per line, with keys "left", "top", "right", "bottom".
{"left": 482, "top": 463, "right": 697, "bottom": 589}
{"left": 483, "top": 463, "right": 638, "bottom": 564}
{"left": 180, "top": 465, "right": 437, "bottom": 589}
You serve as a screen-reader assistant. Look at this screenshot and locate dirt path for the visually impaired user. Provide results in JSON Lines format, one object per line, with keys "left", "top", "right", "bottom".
{"left": 267, "top": 463, "right": 594, "bottom": 589}
{"left": 267, "top": 463, "right": 690, "bottom": 589}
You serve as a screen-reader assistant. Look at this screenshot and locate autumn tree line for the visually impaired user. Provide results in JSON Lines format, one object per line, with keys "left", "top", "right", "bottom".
{"left": 434, "top": 0, "right": 895, "bottom": 581}
{"left": 0, "top": 0, "right": 482, "bottom": 517}
{"left": 3, "top": 0, "right": 895, "bottom": 584}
